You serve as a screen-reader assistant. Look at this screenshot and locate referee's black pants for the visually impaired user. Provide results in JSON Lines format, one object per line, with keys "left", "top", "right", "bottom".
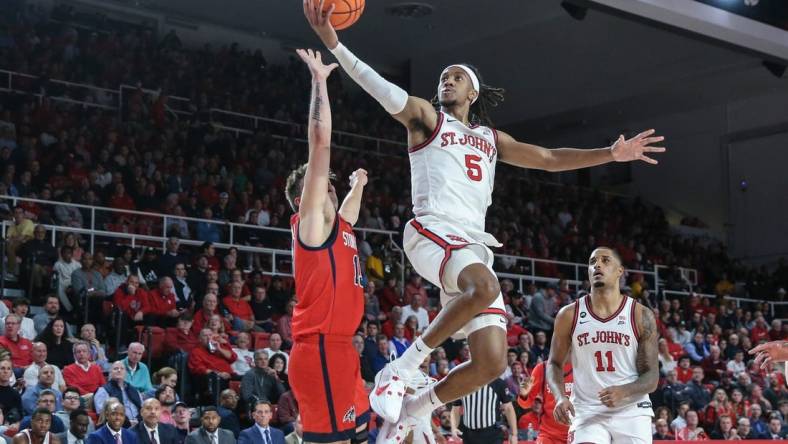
{"left": 460, "top": 426, "right": 503, "bottom": 444}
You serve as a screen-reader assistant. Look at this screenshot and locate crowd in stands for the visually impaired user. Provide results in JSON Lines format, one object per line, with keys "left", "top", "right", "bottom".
{"left": 0, "top": 1, "right": 786, "bottom": 442}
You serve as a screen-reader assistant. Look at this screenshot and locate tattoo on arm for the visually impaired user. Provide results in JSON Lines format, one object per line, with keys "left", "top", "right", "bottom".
{"left": 311, "top": 82, "right": 322, "bottom": 122}
{"left": 624, "top": 306, "right": 659, "bottom": 397}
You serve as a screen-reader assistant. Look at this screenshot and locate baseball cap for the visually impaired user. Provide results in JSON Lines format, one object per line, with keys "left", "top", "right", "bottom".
{"left": 173, "top": 401, "right": 188, "bottom": 410}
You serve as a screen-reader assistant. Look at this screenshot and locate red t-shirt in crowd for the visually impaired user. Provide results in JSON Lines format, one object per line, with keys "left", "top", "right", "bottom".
{"left": 143, "top": 288, "right": 178, "bottom": 316}
{"left": 222, "top": 296, "right": 254, "bottom": 321}
{"left": 0, "top": 335, "right": 33, "bottom": 368}
{"left": 188, "top": 344, "right": 237, "bottom": 376}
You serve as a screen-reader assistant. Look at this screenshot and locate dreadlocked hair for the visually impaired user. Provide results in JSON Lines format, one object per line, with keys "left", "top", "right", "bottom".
{"left": 431, "top": 63, "right": 505, "bottom": 127}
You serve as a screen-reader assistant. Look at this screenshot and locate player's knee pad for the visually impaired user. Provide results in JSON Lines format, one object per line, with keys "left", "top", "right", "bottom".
{"left": 351, "top": 427, "right": 369, "bottom": 444}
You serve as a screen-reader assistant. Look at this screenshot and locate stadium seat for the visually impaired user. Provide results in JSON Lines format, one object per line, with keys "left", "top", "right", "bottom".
{"left": 135, "top": 326, "right": 167, "bottom": 359}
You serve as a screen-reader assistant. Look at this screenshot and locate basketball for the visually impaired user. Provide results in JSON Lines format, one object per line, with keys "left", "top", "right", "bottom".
{"left": 323, "top": 0, "right": 364, "bottom": 30}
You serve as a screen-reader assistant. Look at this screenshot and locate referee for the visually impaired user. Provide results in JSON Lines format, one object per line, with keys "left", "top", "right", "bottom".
{"left": 450, "top": 378, "right": 518, "bottom": 444}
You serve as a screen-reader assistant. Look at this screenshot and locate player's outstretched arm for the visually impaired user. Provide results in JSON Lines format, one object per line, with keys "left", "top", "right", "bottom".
{"left": 547, "top": 303, "right": 576, "bottom": 425}
{"left": 338, "top": 168, "right": 368, "bottom": 225}
{"left": 496, "top": 129, "right": 666, "bottom": 172}
{"left": 598, "top": 304, "right": 659, "bottom": 407}
{"left": 303, "top": 0, "right": 436, "bottom": 130}
{"left": 296, "top": 48, "right": 338, "bottom": 246}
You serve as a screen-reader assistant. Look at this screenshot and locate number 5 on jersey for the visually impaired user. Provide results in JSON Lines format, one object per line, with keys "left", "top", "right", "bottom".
{"left": 464, "top": 154, "right": 482, "bottom": 182}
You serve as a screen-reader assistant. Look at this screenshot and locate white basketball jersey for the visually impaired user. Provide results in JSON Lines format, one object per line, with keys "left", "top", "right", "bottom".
{"left": 569, "top": 295, "right": 653, "bottom": 423}
{"left": 408, "top": 111, "right": 498, "bottom": 240}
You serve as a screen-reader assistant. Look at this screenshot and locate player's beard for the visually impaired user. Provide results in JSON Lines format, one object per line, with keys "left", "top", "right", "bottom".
{"left": 438, "top": 97, "right": 458, "bottom": 108}
{"left": 593, "top": 280, "right": 606, "bottom": 288}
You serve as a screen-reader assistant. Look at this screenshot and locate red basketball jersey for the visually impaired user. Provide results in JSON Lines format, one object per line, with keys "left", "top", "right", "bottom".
{"left": 290, "top": 213, "right": 364, "bottom": 338}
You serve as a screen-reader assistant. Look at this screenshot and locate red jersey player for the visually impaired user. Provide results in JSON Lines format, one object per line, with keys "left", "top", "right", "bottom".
{"left": 519, "top": 361, "right": 573, "bottom": 444}
{"left": 286, "top": 48, "right": 370, "bottom": 444}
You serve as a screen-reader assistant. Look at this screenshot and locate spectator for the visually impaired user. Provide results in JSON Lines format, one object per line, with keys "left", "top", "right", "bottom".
{"left": 240, "top": 351, "right": 285, "bottom": 406}
{"left": 18, "top": 226, "right": 57, "bottom": 295}
{"left": 400, "top": 294, "right": 429, "bottom": 333}
{"left": 185, "top": 407, "right": 235, "bottom": 444}
{"left": 222, "top": 282, "right": 254, "bottom": 332}
{"left": 0, "top": 359, "right": 22, "bottom": 422}
{"left": 23, "top": 342, "right": 67, "bottom": 392}
{"left": 134, "top": 249, "right": 160, "bottom": 289}
{"left": 527, "top": 289, "right": 554, "bottom": 334}
{"left": 55, "top": 388, "right": 95, "bottom": 433}
{"left": 381, "top": 306, "right": 403, "bottom": 339}
{"left": 388, "top": 324, "right": 410, "bottom": 358}
{"left": 684, "top": 367, "right": 712, "bottom": 412}
{"left": 737, "top": 417, "right": 758, "bottom": 440}
{"left": 120, "top": 343, "right": 153, "bottom": 393}
{"left": 709, "top": 414, "right": 739, "bottom": 440}
{"left": 0, "top": 314, "right": 34, "bottom": 370}
{"left": 261, "top": 334, "right": 288, "bottom": 369}
{"left": 217, "top": 390, "right": 241, "bottom": 438}
{"left": 55, "top": 409, "right": 92, "bottom": 444}
{"left": 352, "top": 334, "right": 375, "bottom": 384}
{"left": 283, "top": 415, "right": 301, "bottom": 444}
{"left": 172, "top": 263, "right": 194, "bottom": 311}
{"left": 62, "top": 342, "right": 106, "bottom": 397}
{"left": 379, "top": 276, "right": 405, "bottom": 313}
{"left": 85, "top": 399, "right": 137, "bottom": 444}
{"left": 725, "top": 333, "right": 743, "bottom": 360}
{"left": 152, "top": 385, "right": 177, "bottom": 427}
{"left": 403, "top": 274, "right": 426, "bottom": 308}
{"left": 187, "top": 329, "right": 237, "bottom": 386}
{"left": 369, "top": 334, "right": 390, "bottom": 374}
{"left": 0, "top": 298, "right": 36, "bottom": 340}
{"left": 164, "top": 314, "right": 200, "bottom": 355}
{"left": 274, "top": 391, "right": 298, "bottom": 437}
{"left": 268, "top": 354, "right": 289, "bottom": 392}
{"left": 113, "top": 275, "right": 147, "bottom": 324}
{"left": 531, "top": 331, "right": 550, "bottom": 364}
{"left": 19, "top": 390, "right": 67, "bottom": 434}
{"left": 727, "top": 350, "right": 747, "bottom": 378}
{"left": 6, "top": 206, "right": 35, "bottom": 277}
{"left": 94, "top": 361, "right": 142, "bottom": 423}
{"left": 172, "top": 403, "right": 191, "bottom": 442}
{"left": 142, "top": 277, "right": 180, "bottom": 326}
{"left": 657, "top": 338, "right": 677, "bottom": 375}
{"left": 53, "top": 246, "right": 81, "bottom": 312}
{"left": 766, "top": 416, "right": 786, "bottom": 439}
{"left": 70, "top": 253, "right": 108, "bottom": 314}
{"left": 652, "top": 418, "right": 673, "bottom": 440}
{"left": 675, "top": 410, "right": 706, "bottom": 440}
{"left": 131, "top": 398, "right": 179, "bottom": 444}
{"left": 684, "top": 332, "right": 709, "bottom": 365}
{"left": 33, "top": 296, "right": 63, "bottom": 336}
{"left": 700, "top": 345, "right": 725, "bottom": 384}
{"left": 21, "top": 365, "right": 63, "bottom": 415}
{"left": 79, "top": 324, "right": 110, "bottom": 373}
{"left": 104, "top": 259, "right": 129, "bottom": 296}
{"left": 35, "top": 317, "right": 74, "bottom": 369}
{"left": 230, "top": 333, "right": 255, "bottom": 377}
{"left": 237, "top": 401, "right": 283, "bottom": 444}
{"left": 192, "top": 294, "right": 230, "bottom": 335}
{"left": 158, "top": 238, "right": 186, "bottom": 280}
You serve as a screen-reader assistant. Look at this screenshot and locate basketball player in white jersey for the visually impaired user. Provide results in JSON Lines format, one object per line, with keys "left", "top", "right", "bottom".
{"left": 13, "top": 408, "right": 60, "bottom": 444}
{"left": 548, "top": 247, "right": 658, "bottom": 443}
{"left": 305, "top": 1, "right": 665, "bottom": 441}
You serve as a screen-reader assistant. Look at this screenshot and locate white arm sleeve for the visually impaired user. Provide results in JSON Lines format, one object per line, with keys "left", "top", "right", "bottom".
{"left": 330, "top": 43, "right": 409, "bottom": 115}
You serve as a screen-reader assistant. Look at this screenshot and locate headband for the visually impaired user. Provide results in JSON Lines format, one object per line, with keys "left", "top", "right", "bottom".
{"left": 440, "top": 64, "right": 480, "bottom": 104}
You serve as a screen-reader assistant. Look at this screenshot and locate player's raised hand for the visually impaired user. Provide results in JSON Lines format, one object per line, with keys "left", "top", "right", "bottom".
{"left": 598, "top": 385, "right": 627, "bottom": 408}
{"left": 304, "top": 0, "right": 339, "bottom": 50}
{"left": 610, "top": 129, "right": 666, "bottom": 165}
{"left": 749, "top": 340, "right": 788, "bottom": 368}
{"left": 295, "top": 48, "right": 338, "bottom": 80}
{"left": 349, "top": 168, "right": 368, "bottom": 188}
{"left": 553, "top": 396, "right": 575, "bottom": 425}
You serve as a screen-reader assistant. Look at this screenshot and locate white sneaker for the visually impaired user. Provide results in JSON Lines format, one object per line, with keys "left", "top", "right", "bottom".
{"left": 376, "top": 398, "right": 423, "bottom": 444}
{"left": 411, "top": 413, "right": 437, "bottom": 444}
{"left": 370, "top": 358, "right": 433, "bottom": 423}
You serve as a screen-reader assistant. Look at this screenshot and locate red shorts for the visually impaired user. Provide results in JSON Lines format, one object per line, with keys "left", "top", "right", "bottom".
{"left": 290, "top": 334, "right": 370, "bottom": 443}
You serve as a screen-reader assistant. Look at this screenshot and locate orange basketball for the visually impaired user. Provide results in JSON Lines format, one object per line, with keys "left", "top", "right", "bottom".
{"left": 323, "top": 0, "right": 365, "bottom": 30}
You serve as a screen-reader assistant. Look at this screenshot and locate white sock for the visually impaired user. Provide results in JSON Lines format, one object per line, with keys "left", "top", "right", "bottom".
{"left": 406, "top": 385, "right": 443, "bottom": 418}
{"left": 395, "top": 337, "right": 433, "bottom": 372}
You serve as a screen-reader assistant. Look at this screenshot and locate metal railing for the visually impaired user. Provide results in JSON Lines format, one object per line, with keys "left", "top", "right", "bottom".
{"left": 1, "top": 195, "right": 403, "bottom": 282}
{"left": 662, "top": 290, "right": 788, "bottom": 320}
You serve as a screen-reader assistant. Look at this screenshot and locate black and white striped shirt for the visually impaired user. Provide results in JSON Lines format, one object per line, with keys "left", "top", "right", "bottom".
{"left": 454, "top": 378, "right": 512, "bottom": 430}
